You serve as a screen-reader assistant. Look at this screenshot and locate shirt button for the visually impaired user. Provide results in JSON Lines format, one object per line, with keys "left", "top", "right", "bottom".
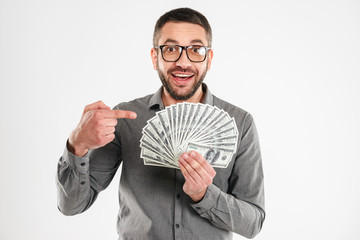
{"left": 175, "top": 224, "right": 180, "bottom": 228}
{"left": 80, "top": 162, "right": 86, "bottom": 166}
{"left": 176, "top": 194, "right": 180, "bottom": 199}
{"left": 80, "top": 181, "right": 86, "bottom": 185}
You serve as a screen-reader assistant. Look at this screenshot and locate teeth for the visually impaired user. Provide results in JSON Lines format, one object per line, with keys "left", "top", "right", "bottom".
{"left": 174, "top": 74, "right": 192, "bottom": 78}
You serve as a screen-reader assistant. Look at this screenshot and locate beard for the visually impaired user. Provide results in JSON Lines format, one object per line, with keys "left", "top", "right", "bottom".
{"left": 157, "top": 63, "right": 208, "bottom": 101}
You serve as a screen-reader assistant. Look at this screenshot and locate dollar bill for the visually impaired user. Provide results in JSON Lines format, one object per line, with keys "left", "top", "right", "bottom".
{"left": 186, "top": 142, "right": 235, "bottom": 168}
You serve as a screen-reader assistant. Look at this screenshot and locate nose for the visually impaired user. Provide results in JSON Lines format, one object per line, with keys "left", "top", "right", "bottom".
{"left": 175, "top": 49, "right": 192, "bottom": 69}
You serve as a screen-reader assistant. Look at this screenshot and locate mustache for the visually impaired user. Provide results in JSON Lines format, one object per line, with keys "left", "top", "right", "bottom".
{"left": 167, "top": 66, "right": 196, "bottom": 74}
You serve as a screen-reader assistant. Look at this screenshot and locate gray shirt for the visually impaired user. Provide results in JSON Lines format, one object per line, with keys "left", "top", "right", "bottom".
{"left": 56, "top": 84, "right": 265, "bottom": 240}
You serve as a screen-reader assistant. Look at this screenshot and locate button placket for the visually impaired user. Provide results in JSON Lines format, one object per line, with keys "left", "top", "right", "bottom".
{"left": 174, "top": 170, "right": 183, "bottom": 238}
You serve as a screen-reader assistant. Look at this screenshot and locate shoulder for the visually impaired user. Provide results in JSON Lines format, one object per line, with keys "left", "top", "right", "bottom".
{"left": 212, "top": 95, "right": 256, "bottom": 137}
{"left": 213, "top": 95, "right": 252, "bottom": 121}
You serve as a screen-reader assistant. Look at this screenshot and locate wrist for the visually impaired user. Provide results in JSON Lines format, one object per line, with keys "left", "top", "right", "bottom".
{"left": 68, "top": 134, "right": 88, "bottom": 157}
{"left": 190, "top": 189, "right": 207, "bottom": 203}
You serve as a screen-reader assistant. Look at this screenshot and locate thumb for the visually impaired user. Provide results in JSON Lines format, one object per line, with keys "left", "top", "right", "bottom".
{"left": 84, "top": 100, "right": 111, "bottom": 112}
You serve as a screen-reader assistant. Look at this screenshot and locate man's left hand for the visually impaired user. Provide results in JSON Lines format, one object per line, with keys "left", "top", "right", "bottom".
{"left": 179, "top": 151, "right": 216, "bottom": 202}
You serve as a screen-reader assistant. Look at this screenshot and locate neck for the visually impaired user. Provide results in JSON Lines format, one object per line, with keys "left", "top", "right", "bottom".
{"left": 162, "top": 86, "right": 204, "bottom": 106}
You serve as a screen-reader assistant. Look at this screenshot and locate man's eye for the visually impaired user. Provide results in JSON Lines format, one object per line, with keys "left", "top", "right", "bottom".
{"left": 192, "top": 47, "right": 205, "bottom": 55}
{"left": 165, "top": 46, "right": 177, "bottom": 52}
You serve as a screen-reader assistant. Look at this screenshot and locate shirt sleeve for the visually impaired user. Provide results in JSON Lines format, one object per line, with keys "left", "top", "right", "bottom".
{"left": 190, "top": 113, "right": 265, "bottom": 239}
{"left": 56, "top": 139, "right": 122, "bottom": 216}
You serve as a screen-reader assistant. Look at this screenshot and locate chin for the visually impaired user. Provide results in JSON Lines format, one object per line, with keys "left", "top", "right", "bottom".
{"left": 159, "top": 70, "right": 204, "bottom": 101}
{"left": 172, "top": 86, "right": 201, "bottom": 101}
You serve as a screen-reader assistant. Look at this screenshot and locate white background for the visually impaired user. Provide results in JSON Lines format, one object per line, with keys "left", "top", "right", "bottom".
{"left": 1, "top": 0, "right": 359, "bottom": 239}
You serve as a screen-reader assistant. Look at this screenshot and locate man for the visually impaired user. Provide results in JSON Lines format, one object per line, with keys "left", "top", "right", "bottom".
{"left": 57, "top": 7, "right": 265, "bottom": 239}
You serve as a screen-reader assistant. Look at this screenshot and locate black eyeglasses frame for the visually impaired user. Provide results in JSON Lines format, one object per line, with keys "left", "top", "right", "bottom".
{"left": 155, "top": 45, "right": 211, "bottom": 63}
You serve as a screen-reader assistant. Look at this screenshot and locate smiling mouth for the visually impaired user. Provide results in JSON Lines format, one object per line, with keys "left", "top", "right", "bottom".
{"left": 171, "top": 73, "right": 194, "bottom": 82}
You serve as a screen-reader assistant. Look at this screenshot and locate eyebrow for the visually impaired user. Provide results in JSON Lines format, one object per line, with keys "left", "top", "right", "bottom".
{"left": 190, "top": 39, "right": 205, "bottom": 45}
{"left": 163, "top": 39, "right": 178, "bottom": 45}
{"left": 162, "top": 38, "right": 205, "bottom": 46}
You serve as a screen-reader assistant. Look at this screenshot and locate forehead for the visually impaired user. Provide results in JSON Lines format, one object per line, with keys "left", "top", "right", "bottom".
{"left": 158, "top": 22, "right": 208, "bottom": 46}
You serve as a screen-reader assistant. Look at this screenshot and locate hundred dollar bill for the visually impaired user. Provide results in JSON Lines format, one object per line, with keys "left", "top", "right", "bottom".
{"left": 170, "top": 105, "right": 178, "bottom": 148}
{"left": 141, "top": 146, "right": 179, "bottom": 168}
{"left": 189, "top": 106, "right": 218, "bottom": 140}
{"left": 196, "top": 123, "right": 238, "bottom": 146}
{"left": 197, "top": 135, "right": 238, "bottom": 145}
{"left": 183, "top": 104, "right": 207, "bottom": 141}
{"left": 166, "top": 107, "right": 176, "bottom": 150}
{"left": 190, "top": 108, "right": 228, "bottom": 141}
{"left": 186, "top": 142, "right": 235, "bottom": 168}
{"left": 195, "top": 118, "right": 238, "bottom": 142}
{"left": 147, "top": 117, "right": 173, "bottom": 157}
{"left": 177, "top": 102, "right": 189, "bottom": 146}
{"left": 143, "top": 155, "right": 179, "bottom": 169}
{"left": 156, "top": 110, "right": 174, "bottom": 152}
{"left": 180, "top": 103, "right": 197, "bottom": 144}
{"left": 140, "top": 135, "right": 174, "bottom": 164}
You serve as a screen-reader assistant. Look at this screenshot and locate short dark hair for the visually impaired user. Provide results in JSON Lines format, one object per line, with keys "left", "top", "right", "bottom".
{"left": 153, "top": 8, "right": 212, "bottom": 48}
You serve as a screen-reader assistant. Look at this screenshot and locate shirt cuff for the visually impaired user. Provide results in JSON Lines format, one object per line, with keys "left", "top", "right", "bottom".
{"left": 190, "top": 184, "right": 221, "bottom": 214}
{"left": 62, "top": 141, "right": 90, "bottom": 174}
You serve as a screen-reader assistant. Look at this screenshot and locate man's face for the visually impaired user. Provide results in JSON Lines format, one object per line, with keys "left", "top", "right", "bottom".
{"left": 151, "top": 22, "right": 213, "bottom": 101}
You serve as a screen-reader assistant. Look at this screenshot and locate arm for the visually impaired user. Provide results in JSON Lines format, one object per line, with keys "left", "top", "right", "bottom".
{"left": 56, "top": 101, "right": 137, "bottom": 215}
{"left": 56, "top": 144, "right": 96, "bottom": 215}
{"left": 56, "top": 140, "right": 122, "bottom": 215}
{"left": 179, "top": 113, "right": 265, "bottom": 238}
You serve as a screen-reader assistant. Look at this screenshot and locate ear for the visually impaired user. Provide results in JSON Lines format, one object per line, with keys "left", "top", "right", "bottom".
{"left": 151, "top": 48, "right": 158, "bottom": 70}
{"left": 206, "top": 49, "right": 214, "bottom": 71}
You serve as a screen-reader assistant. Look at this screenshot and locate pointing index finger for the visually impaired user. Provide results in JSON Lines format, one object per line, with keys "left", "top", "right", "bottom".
{"left": 102, "top": 110, "right": 137, "bottom": 119}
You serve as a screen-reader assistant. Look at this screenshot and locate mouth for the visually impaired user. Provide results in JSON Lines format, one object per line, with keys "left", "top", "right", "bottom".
{"left": 171, "top": 73, "right": 195, "bottom": 85}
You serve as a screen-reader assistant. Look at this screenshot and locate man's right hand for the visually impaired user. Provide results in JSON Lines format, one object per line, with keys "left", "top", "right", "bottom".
{"left": 68, "top": 101, "right": 137, "bottom": 156}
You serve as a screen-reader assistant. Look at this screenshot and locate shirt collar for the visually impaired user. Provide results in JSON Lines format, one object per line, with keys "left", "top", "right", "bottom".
{"left": 148, "top": 83, "right": 214, "bottom": 110}
{"left": 201, "top": 83, "right": 214, "bottom": 105}
{"left": 148, "top": 87, "right": 165, "bottom": 110}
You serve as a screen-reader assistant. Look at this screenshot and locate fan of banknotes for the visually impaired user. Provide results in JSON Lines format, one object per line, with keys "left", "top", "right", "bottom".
{"left": 140, "top": 103, "right": 239, "bottom": 169}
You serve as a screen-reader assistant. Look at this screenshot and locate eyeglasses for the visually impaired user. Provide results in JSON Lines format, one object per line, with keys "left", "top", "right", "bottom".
{"left": 155, "top": 45, "right": 211, "bottom": 63}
